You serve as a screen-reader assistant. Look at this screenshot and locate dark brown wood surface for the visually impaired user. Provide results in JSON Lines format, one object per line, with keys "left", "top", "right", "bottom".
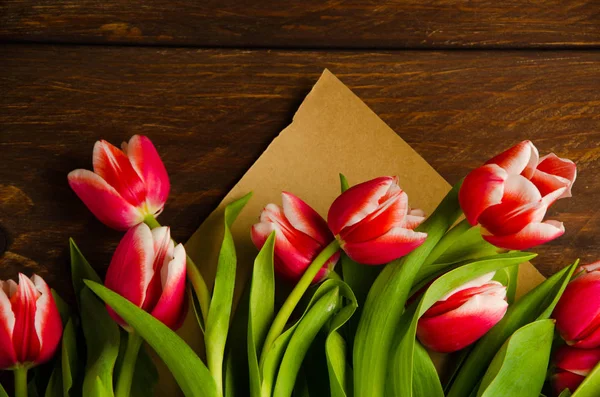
{"left": 1, "top": 45, "right": 599, "bottom": 299}
{"left": 1, "top": 0, "right": 599, "bottom": 48}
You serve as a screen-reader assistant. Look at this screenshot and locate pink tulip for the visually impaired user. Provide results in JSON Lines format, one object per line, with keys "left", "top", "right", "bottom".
{"left": 0, "top": 274, "right": 63, "bottom": 369}
{"left": 105, "top": 223, "right": 187, "bottom": 330}
{"left": 251, "top": 192, "right": 339, "bottom": 283}
{"left": 459, "top": 141, "right": 576, "bottom": 250}
{"left": 416, "top": 272, "right": 508, "bottom": 353}
{"left": 68, "top": 135, "right": 170, "bottom": 230}
{"left": 553, "top": 346, "right": 600, "bottom": 395}
{"left": 327, "top": 176, "right": 427, "bottom": 265}
{"left": 553, "top": 264, "right": 600, "bottom": 348}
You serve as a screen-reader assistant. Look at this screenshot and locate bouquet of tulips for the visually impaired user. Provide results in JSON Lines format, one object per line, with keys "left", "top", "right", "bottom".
{"left": 1, "top": 136, "right": 599, "bottom": 397}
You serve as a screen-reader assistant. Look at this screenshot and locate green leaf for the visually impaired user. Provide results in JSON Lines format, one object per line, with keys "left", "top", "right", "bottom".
{"left": 496, "top": 264, "right": 519, "bottom": 304}
{"left": 412, "top": 340, "right": 444, "bottom": 397}
{"left": 339, "top": 174, "right": 350, "bottom": 192}
{"left": 80, "top": 288, "right": 120, "bottom": 397}
{"left": 273, "top": 287, "right": 341, "bottom": 397}
{"left": 189, "top": 284, "right": 205, "bottom": 334}
{"left": 131, "top": 346, "right": 158, "bottom": 397}
{"left": 51, "top": 290, "right": 70, "bottom": 326}
{"left": 248, "top": 232, "right": 276, "bottom": 397}
{"left": 476, "top": 319, "right": 554, "bottom": 397}
{"left": 325, "top": 281, "right": 358, "bottom": 397}
{"left": 448, "top": 261, "right": 578, "bottom": 397}
{"left": 45, "top": 366, "right": 63, "bottom": 397}
{"left": 205, "top": 192, "right": 252, "bottom": 394}
{"left": 85, "top": 280, "right": 218, "bottom": 397}
{"left": 70, "top": 238, "right": 101, "bottom": 307}
{"left": 61, "top": 318, "right": 78, "bottom": 397}
{"left": 261, "top": 280, "right": 344, "bottom": 396}
{"left": 573, "top": 356, "right": 600, "bottom": 396}
{"left": 225, "top": 286, "right": 251, "bottom": 397}
{"left": 353, "top": 180, "right": 463, "bottom": 396}
{"left": 560, "top": 390, "right": 573, "bottom": 397}
{"left": 0, "top": 382, "right": 7, "bottom": 397}
{"left": 293, "top": 368, "right": 311, "bottom": 397}
{"left": 390, "top": 251, "right": 536, "bottom": 396}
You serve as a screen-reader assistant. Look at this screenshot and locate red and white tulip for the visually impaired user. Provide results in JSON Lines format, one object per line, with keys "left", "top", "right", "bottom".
{"left": 0, "top": 274, "right": 63, "bottom": 369}
{"left": 417, "top": 272, "right": 508, "bottom": 353}
{"left": 327, "top": 176, "right": 427, "bottom": 265}
{"left": 251, "top": 192, "right": 339, "bottom": 283}
{"left": 553, "top": 346, "right": 600, "bottom": 395}
{"left": 553, "top": 263, "right": 600, "bottom": 348}
{"left": 105, "top": 223, "right": 187, "bottom": 330}
{"left": 459, "top": 141, "right": 576, "bottom": 250}
{"left": 68, "top": 135, "right": 170, "bottom": 230}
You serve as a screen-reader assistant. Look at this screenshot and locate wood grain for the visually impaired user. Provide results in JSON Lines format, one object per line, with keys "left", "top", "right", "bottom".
{"left": 0, "top": 45, "right": 599, "bottom": 301}
{"left": 1, "top": 0, "right": 599, "bottom": 48}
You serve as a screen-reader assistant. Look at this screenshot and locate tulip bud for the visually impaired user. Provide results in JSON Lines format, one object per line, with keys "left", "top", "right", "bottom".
{"left": 417, "top": 272, "right": 508, "bottom": 353}
{"left": 105, "top": 223, "right": 187, "bottom": 330}
{"left": 552, "top": 346, "right": 600, "bottom": 395}
{"left": 553, "top": 265, "right": 600, "bottom": 348}
{"left": 68, "top": 135, "right": 170, "bottom": 230}
{"left": 0, "top": 274, "right": 63, "bottom": 369}
{"left": 251, "top": 192, "right": 339, "bottom": 283}
{"left": 327, "top": 176, "right": 427, "bottom": 265}
{"left": 459, "top": 141, "right": 576, "bottom": 250}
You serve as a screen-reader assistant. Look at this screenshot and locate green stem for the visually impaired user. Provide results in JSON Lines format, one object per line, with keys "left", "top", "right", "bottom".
{"left": 423, "top": 218, "right": 472, "bottom": 267}
{"left": 115, "top": 332, "right": 143, "bottom": 397}
{"left": 259, "top": 239, "right": 341, "bottom": 366}
{"left": 143, "top": 215, "right": 211, "bottom": 325}
{"left": 13, "top": 367, "right": 28, "bottom": 397}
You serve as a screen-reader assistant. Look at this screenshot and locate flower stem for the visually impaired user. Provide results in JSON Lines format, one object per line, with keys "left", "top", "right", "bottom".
{"left": 115, "top": 332, "right": 143, "bottom": 397}
{"left": 13, "top": 367, "right": 28, "bottom": 397}
{"left": 143, "top": 215, "right": 211, "bottom": 325}
{"left": 259, "top": 239, "right": 341, "bottom": 365}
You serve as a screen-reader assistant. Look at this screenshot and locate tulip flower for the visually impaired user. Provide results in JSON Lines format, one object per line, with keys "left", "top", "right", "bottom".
{"left": 0, "top": 274, "right": 63, "bottom": 397}
{"left": 553, "top": 346, "right": 600, "bottom": 395}
{"left": 416, "top": 272, "right": 508, "bottom": 353}
{"left": 105, "top": 223, "right": 187, "bottom": 330}
{"left": 251, "top": 192, "right": 339, "bottom": 283}
{"left": 459, "top": 141, "right": 576, "bottom": 250}
{"left": 68, "top": 135, "right": 170, "bottom": 230}
{"left": 553, "top": 264, "right": 600, "bottom": 348}
{"left": 327, "top": 176, "right": 427, "bottom": 265}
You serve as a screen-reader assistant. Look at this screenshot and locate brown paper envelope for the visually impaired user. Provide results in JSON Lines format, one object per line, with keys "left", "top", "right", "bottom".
{"left": 155, "top": 69, "right": 546, "bottom": 395}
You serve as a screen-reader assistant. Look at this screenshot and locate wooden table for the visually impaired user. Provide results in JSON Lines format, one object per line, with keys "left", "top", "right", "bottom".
{"left": 1, "top": 0, "right": 599, "bottom": 302}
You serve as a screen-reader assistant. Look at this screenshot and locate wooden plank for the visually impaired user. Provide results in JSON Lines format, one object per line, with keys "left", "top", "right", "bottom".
{"left": 1, "top": 0, "right": 599, "bottom": 48}
{"left": 0, "top": 45, "right": 599, "bottom": 299}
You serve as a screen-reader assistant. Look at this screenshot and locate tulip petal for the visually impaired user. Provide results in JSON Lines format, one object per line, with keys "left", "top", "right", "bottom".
{"left": 143, "top": 227, "right": 175, "bottom": 311}
{"left": 151, "top": 244, "right": 187, "bottom": 330}
{"left": 553, "top": 371, "right": 585, "bottom": 395}
{"left": 459, "top": 164, "right": 507, "bottom": 225}
{"left": 105, "top": 224, "right": 155, "bottom": 326}
{"left": 427, "top": 282, "right": 506, "bottom": 317}
{"left": 342, "top": 226, "right": 427, "bottom": 265}
{"left": 126, "top": 135, "right": 170, "bottom": 215}
{"left": 281, "top": 192, "right": 331, "bottom": 245}
{"left": 68, "top": 169, "right": 145, "bottom": 230}
{"left": 32, "top": 275, "right": 62, "bottom": 365}
{"left": 483, "top": 220, "right": 564, "bottom": 250}
{"left": 11, "top": 274, "right": 41, "bottom": 363}
{"left": 531, "top": 169, "right": 574, "bottom": 201}
{"left": 252, "top": 221, "right": 327, "bottom": 282}
{"left": 93, "top": 140, "right": 147, "bottom": 207}
{"left": 555, "top": 346, "right": 600, "bottom": 376}
{"left": 341, "top": 190, "right": 409, "bottom": 243}
{"left": 486, "top": 140, "right": 539, "bottom": 178}
{"left": 0, "top": 283, "right": 16, "bottom": 369}
{"left": 417, "top": 293, "right": 508, "bottom": 353}
{"left": 478, "top": 175, "right": 546, "bottom": 235}
{"left": 553, "top": 271, "right": 600, "bottom": 348}
{"left": 440, "top": 273, "right": 496, "bottom": 301}
{"left": 534, "top": 153, "right": 577, "bottom": 198}
{"left": 327, "top": 176, "right": 396, "bottom": 235}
